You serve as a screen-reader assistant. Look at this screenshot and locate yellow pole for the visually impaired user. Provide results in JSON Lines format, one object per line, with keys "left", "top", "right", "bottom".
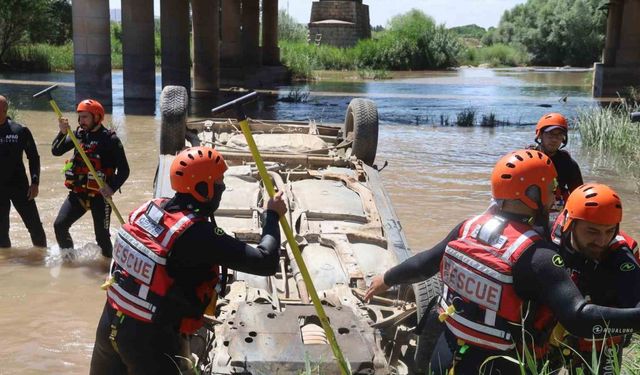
{"left": 238, "top": 118, "right": 351, "bottom": 375}
{"left": 49, "top": 99, "right": 125, "bottom": 225}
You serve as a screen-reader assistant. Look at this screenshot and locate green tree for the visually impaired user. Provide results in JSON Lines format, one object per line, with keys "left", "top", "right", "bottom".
{"left": 28, "top": 0, "right": 72, "bottom": 45}
{"left": 278, "top": 10, "right": 307, "bottom": 43}
{"left": 487, "top": 0, "right": 605, "bottom": 66}
{"left": 0, "top": 0, "right": 48, "bottom": 62}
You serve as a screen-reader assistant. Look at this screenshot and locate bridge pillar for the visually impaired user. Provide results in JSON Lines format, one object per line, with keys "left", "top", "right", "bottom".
{"left": 72, "top": 0, "right": 112, "bottom": 106}
{"left": 242, "top": 0, "right": 261, "bottom": 66}
{"left": 192, "top": 0, "right": 220, "bottom": 97}
{"left": 262, "top": 0, "right": 280, "bottom": 65}
{"left": 593, "top": 0, "right": 640, "bottom": 97}
{"left": 160, "top": 0, "right": 191, "bottom": 90}
{"left": 122, "top": 0, "right": 155, "bottom": 101}
{"left": 221, "top": 0, "right": 242, "bottom": 67}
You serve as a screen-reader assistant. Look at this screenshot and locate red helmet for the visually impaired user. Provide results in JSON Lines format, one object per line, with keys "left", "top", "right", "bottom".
{"left": 76, "top": 99, "right": 105, "bottom": 124}
{"left": 562, "top": 183, "right": 622, "bottom": 232}
{"left": 535, "top": 113, "right": 568, "bottom": 145}
{"left": 170, "top": 146, "right": 228, "bottom": 202}
{"left": 491, "top": 149, "right": 557, "bottom": 210}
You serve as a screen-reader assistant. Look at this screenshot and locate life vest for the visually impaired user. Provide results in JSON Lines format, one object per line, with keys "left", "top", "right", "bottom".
{"left": 550, "top": 211, "right": 636, "bottom": 352}
{"left": 63, "top": 127, "right": 115, "bottom": 196}
{"left": 106, "top": 198, "right": 219, "bottom": 334}
{"left": 439, "top": 213, "right": 556, "bottom": 356}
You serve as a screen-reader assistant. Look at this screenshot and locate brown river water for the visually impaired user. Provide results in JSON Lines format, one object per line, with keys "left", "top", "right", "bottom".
{"left": 0, "top": 69, "right": 638, "bottom": 373}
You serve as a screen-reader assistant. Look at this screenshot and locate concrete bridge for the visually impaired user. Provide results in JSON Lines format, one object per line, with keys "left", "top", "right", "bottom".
{"left": 72, "top": 0, "right": 640, "bottom": 105}
{"left": 72, "top": 0, "right": 280, "bottom": 107}
{"left": 593, "top": 0, "right": 640, "bottom": 97}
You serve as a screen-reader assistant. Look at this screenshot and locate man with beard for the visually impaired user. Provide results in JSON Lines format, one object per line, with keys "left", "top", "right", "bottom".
{"left": 52, "top": 99, "right": 129, "bottom": 258}
{"left": 365, "top": 150, "right": 640, "bottom": 375}
{"left": 89, "top": 146, "right": 287, "bottom": 374}
{"left": 549, "top": 183, "right": 639, "bottom": 374}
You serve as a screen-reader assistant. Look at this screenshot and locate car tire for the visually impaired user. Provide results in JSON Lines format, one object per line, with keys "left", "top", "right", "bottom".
{"left": 412, "top": 275, "right": 443, "bottom": 373}
{"left": 343, "top": 98, "right": 379, "bottom": 166}
{"left": 160, "top": 85, "right": 189, "bottom": 155}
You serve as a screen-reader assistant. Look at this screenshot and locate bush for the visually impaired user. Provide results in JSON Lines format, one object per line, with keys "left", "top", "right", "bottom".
{"left": 460, "top": 43, "right": 530, "bottom": 67}
{"left": 456, "top": 108, "right": 476, "bottom": 127}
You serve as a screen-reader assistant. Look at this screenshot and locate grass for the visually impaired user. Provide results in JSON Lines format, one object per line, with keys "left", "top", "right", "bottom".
{"left": 459, "top": 43, "right": 530, "bottom": 67}
{"left": 576, "top": 102, "right": 640, "bottom": 190}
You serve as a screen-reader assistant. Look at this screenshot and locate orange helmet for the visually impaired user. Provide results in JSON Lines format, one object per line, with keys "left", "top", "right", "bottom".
{"left": 562, "top": 183, "right": 622, "bottom": 232}
{"left": 170, "top": 146, "right": 228, "bottom": 203}
{"left": 77, "top": 99, "right": 105, "bottom": 123}
{"left": 491, "top": 149, "right": 557, "bottom": 210}
{"left": 535, "top": 113, "right": 569, "bottom": 146}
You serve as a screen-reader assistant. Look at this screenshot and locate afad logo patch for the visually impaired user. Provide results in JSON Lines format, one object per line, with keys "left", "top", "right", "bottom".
{"left": 215, "top": 227, "right": 226, "bottom": 236}
{"left": 620, "top": 262, "right": 636, "bottom": 272}
{"left": 551, "top": 254, "right": 565, "bottom": 267}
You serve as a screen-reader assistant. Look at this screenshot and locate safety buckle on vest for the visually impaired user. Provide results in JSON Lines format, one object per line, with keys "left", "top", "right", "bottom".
{"left": 438, "top": 304, "right": 457, "bottom": 323}
{"left": 474, "top": 216, "right": 507, "bottom": 249}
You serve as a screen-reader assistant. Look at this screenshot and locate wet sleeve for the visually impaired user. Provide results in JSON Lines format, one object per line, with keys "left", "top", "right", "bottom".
{"left": 513, "top": 244, "right": 640, "bottom": 338}
{"left": 383, "top": 222, "right": 463, "bottom": 286}
{"left": 109, "top": 135, "right": 130, "bottom": 191}
{"left": 51, "top": 130, "right": 74, "bottom": 156}
{"left": 21, "top": 127, "right": 40, "bottom": 185}
{"left": 176, "top": 210, "right": 282, "bottom": 276}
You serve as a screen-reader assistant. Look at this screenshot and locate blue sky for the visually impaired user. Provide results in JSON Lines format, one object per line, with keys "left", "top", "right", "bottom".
{"left": 109, "top": 0, "right": 526, "bottom": 29}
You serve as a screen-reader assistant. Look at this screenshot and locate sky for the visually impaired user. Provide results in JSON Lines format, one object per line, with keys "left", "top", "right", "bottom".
{"left": 109, "top": 0, "right": 527, "bottom": 29}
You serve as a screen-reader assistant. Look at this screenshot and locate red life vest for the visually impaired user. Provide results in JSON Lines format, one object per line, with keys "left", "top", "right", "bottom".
{"left": 63, "top": 128, "right": 115, "bottom": 195}
{"left": 550, "top": 211, "right": 636, "bottom": 352}
{"left": 106, "top": 198, "right": 219, "bottom": 334}
{"left": 439, "top": 213, "right": 555, "bottom": 354}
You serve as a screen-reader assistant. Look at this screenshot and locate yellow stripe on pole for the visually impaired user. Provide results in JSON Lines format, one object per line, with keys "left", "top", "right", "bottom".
{"left": 238, "top": 119, "right": 351, "bottom": 375}
{"left": 48, "top": 99, "right": 125, "bottom": 225}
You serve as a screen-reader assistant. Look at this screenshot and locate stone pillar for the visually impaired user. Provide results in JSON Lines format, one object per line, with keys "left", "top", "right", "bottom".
{"left": 72, "top": 0, "right": 112, "bottom": 106}
{"left": 593, "top": 0, "right": 640, "bottom": 97}
{"left": 242, "top": 0, "right": 261, "bottom": 66}
{"left": 615, "top": 0, "right": 640, "bottom": 66}
{"left": 160, "top": 0, "right": 191, "bottom": 90}
{"left": 221, "top": 0, "right": 242, "bottom": 67}
{"left": 122, "top": 0, "right": 155, "bottom": 101}
{"left": 262, "top": 0, "right": 280, "bottom": 65}
{"left": 192, "top": 0, "right": 220, "bottom": 97}
{"left": 603, "top": 0, "right": 623, "bottom": 66}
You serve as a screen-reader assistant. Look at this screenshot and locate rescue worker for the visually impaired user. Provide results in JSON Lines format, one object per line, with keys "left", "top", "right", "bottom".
{"left": 529, "top": 113, "right": 583, "bottom": 222}
{"left": 89, "top": 146, "right": 287, "bottom": 375}
{"left": 0, "top": 95, "right": 47, "bottom": 248}
{"left": 364, "top": 149, "right": 640, "bottom": 375}
{"left": 51, "top": 99, "right": 129, "bottom": 258}
{"left": 549, "top": 183, "right": 640, "bottom": 374}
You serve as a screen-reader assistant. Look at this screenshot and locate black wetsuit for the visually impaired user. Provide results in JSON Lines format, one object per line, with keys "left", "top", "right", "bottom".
{"left": 556, "top": 240, "right": 640, "bottom": 374}
{"left": 0, "top": 118, "right": 46, "bottom": 247}
{"left": 89, "top": 194, "right": 282, "bottom": 375}
{"left": 384, "top": 213, "right": 640, "bottom": 375}
{"left": 51, "top": 125, "right": 129, "bottom": 257}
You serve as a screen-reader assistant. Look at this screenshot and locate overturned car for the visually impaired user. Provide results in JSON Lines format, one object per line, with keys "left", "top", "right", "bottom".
{"left": 154, "top": 86, "right": 442, "bottom": 374}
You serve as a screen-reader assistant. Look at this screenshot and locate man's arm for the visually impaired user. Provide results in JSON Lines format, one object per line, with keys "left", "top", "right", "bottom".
{"left": 21, "top": 127, "right": 40, "bottom": 186}
{"left": 383, "top": 222, "right": 463, "bottom": 286}
{"left": 172, "top": 210, "right": 282, "bottom": 278}
{"left": 51, "top": 130, "right": 74, "bottom": 156}
{"left": 608, "top": 249, "right": 640, "bottom": 308}
{"left": 514, "top": 244, "right": 640, "bottom": 337}
{"left": 567, "top": 157, "right": 584, "bottom": 192}
{"left": 108, "top": 135, "right": 129, "bottom": 191}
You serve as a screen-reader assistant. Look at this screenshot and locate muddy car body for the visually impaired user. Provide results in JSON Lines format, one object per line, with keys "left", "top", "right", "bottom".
{"left": 154, "top": 86, "right": 441, "bottom": 374}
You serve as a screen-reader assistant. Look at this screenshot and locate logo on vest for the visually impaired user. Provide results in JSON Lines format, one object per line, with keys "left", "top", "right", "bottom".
{"left": 442, "top": 256, "right": 502, "bottom": 311}
{"left": 113, "top": 240, "right": 155, "bottom": 284}
{"left": 620, "top": 262, "right": 636, "bottom": 272}
{"left": 552, "top": 254, "right": 565, "bottom": 267}
{"left": 215, "top": 227, "right": 225, "bottom": 236}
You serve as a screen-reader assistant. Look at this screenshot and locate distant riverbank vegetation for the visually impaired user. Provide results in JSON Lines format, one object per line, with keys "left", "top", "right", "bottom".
{"left": 0, "top": 0, "right": 610, "bottom": 76}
